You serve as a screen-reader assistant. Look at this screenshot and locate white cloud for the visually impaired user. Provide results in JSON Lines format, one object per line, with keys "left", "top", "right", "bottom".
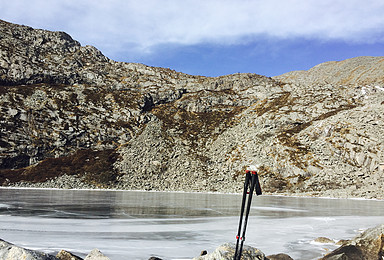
{"left": 1, "top": 0, "right": 384, "bottom": 55}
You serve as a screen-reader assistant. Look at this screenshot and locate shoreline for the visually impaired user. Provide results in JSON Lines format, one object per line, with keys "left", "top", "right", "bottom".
{"left": 1, "top": 185, "right": 383, "bottom": 202}
{"left": 2, "top": 185, "right": 384, "bottom": 260}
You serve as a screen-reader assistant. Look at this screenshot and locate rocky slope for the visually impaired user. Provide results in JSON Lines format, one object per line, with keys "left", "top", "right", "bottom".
{"left": 275, "top": 56, "right": 384, "bottom": 86}
{"left": 1, "top": 20, "right": 384, "bottom": 198}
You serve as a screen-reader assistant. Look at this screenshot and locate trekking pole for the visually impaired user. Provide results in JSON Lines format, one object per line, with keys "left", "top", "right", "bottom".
{"left": 234, "top": 171, "right": 251, "bottom": 259}
{"left": 233, "top": 166, "right": 262, "bottom": 260}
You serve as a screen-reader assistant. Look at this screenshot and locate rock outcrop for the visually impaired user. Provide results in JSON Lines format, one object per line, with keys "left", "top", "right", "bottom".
{"left": 0, "top": 239, "right": 110, "bottom": 260}
{"left": 193, "top": 243, "right": 267, "bottom": 260}
{"left": 321, "top": 224, "right": 384, "bottom": 260}
{"left": 0, "top": 239, "right": 58, "bottom": 260}
{"left": 274, "top": 56, "right": 384, "bottom": 87}
{"left": 1, "top": 19, "right": 384, "bottom": 198}
{"left": 56, "top": 250, "right": 83, "bottom": 260}
{"left": 83, "top": 249, "right": 110, "bottom": 260}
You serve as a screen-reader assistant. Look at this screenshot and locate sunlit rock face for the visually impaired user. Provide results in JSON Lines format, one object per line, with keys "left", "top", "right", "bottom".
{"left": 321, "top": 224, "right": 384, "bottom": 260}
{"left": 1, "top": 19, "right": 384, "bottom": 198}
{"left": 0, "top": 239, "right": 58, "bottom": 260}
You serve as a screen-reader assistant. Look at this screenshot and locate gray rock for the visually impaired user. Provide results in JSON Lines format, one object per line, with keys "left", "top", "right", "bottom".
{"left": 84, "top": 249, "right": 110, "bottom": 260}
{"left": 274, "top": 56, "right": 384, "bottom": 86}
{"left": 56, "top": 250, "right": 83, "bottom": 260}
{"left": 313, "top": 237, "right": 336, "bottom": 244}
{"left": 266, "top": 253, "right": 294, "bottom": 260}
{"left": 193, "top": 243, "right": 266, "bottom": 260}
{"left": 321, "top": 224, "right": 384, "bottom": 259}
{"left": 0, "top": 239, "right": 58, "bottom": 260}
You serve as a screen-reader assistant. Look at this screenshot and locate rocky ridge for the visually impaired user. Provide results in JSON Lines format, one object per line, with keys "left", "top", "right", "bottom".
{"left": 274, "top": 56, "right": 384, "bottom": 86}
{"left": 1, "top": 20, "right": 384, "bottom": 198}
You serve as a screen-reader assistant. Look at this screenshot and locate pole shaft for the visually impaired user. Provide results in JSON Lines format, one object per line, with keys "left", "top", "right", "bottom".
{"left": 238, "top": 174, "right": 256, "bottom": 257}
{"left": 233, "top": 170, "right": 262, "bottom": 260}
{"left": 233, "top": 172, "right": 250, "bottom": 260}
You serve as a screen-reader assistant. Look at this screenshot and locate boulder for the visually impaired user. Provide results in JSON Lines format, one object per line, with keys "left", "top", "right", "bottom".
{"left": 321, "top": 224, "right": 384, "bottom": 259}
{"left": 313, "top": 237, "right": 336, "bottom": 244}
{"left": 266, "top": 253, "right": 294, "bottom": 260}
{"left": 84, "top": 249, "right": 110, "bottom": 260}
{"left": 0, "top": 239, "right": 58, "bottom": 260}
{"left": 193, "top": 243, "right": 266, "bottom": 260}
{"left": 56, "top": 250, "right": 83, "bottom": 260}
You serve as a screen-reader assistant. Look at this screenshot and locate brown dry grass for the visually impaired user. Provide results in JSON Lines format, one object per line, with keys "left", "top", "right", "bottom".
{"left": 0, "top": 149, "right": 118, "bottom": 186}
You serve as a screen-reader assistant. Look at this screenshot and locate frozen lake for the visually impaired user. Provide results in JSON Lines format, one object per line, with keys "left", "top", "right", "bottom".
{"left": 1, "top": 188, "right": 384, "bottom": 259}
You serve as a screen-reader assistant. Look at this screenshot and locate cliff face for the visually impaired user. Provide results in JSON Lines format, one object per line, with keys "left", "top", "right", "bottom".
{"left": 1, "top": 20, "right": 383, "bottom": 197}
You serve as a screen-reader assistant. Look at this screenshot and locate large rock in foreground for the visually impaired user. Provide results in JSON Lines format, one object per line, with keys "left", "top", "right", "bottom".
{"left": 321, "top": 224, "right": 384, "bottom": 260}
{"left": 0, "top": 239, "right": 110, "bottom": 260}
{"left": 193, "top": 243, "right": 293, "bottom": 260}
{"left": 84, "top": 249, "right": 110, "bottom": 260}
{"left": 193, "top": 243, "right": 267, "bottom": 260}
{"left": 0, "top": 239, "right": 58, "bottom": 260}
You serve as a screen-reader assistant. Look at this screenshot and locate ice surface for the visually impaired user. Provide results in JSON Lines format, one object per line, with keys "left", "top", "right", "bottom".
{"left": 0, "top": 203, "right": 9, "bottom": 208}
{"left": 0, "top": 188, "right": 384, "bottom": 260}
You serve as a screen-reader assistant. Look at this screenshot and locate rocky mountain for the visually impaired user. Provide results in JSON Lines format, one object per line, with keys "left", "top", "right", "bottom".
{"left": 275, "top": 56, "right": 384, "bottom": 86}
{"left": 1, "top": 20, "right": 383, "bottom": 198}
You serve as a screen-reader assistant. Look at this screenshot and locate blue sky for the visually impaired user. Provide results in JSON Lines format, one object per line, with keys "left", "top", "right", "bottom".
{"left": 1, "top": 0, "right": 384, "bottom": 77}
